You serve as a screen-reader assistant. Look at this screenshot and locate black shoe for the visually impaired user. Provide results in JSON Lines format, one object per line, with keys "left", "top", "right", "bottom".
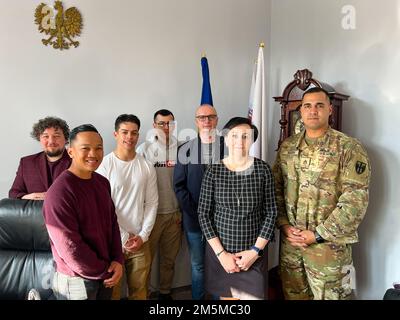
{"left": 158, "top": 293, "right": 173, "bottom": 301}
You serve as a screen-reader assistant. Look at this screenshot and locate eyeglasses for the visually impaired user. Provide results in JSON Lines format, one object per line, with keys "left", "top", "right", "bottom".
{"left": 195, "top": 115, "right": 218, "bottom": 122}
{"left": 155, "top": 121, "right": 176, "bottom": 128}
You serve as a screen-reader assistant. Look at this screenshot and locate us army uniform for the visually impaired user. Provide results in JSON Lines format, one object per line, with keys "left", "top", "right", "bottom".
{"left": 273, "top": 127, "right": 371, "bottom": 300}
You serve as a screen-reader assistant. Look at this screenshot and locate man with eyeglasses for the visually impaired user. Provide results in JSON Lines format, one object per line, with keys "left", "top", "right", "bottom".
{"left": 174, "top": 104, "right": 225, "bottom": 300}
{"left": 97, "top": 114, "right": 158, "bottom": 300}
{"left": 137, "top": 109, "right": 182, "bottom": 300}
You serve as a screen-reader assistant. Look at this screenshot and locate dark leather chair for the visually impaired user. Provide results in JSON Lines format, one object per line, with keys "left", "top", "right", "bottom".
{"left": 383, "top": 288, "right": 400, "bottom": 300}
{"left": 0, "top": 198, "right": 54, "bottom": 299}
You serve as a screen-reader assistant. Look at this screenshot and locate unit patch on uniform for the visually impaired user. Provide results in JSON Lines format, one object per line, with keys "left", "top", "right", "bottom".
{"left": 355, "top": 161, "right": 367, "bottom": 174}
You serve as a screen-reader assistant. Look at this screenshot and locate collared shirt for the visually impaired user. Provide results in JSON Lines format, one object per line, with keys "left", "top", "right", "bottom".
{"left": 273, "top": 127, "right": 371, "bottom": 244}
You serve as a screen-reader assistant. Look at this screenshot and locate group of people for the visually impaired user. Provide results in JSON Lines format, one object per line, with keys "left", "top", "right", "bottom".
{"left": 8, "top": 87, "right": 371, "bottom": 300}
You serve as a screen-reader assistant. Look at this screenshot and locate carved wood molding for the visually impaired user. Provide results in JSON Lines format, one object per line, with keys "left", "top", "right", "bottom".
{"left": 274, "top": 69, "right": 350, "bottom": 150}
{"left": 294, "top": 69, "right": 313, "bottom": 91}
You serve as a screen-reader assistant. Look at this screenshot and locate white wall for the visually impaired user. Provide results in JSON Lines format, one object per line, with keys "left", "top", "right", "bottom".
{"left": 0, "top": 0, "right": 270, "bottom": 289}
{"left": 0, "top": 0, "right": 270, "bottom": 196}
{"left": 4, "top": 0, "right": 396, "bottom": 300}
{"left": 269, "top": 0, "right": 400, "bottom": 299}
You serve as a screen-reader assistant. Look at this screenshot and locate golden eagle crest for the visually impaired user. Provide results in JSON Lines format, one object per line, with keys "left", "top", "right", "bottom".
{"left": 34, "top": 1, "right": 82, "bottom": 50}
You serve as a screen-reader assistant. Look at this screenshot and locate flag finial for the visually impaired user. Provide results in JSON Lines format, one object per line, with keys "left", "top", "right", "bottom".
{"left": 259, "top": 42, "right": 265, "bottom": 48}
{"left": 201, "top": 52, "right": 206, "bottom": 58}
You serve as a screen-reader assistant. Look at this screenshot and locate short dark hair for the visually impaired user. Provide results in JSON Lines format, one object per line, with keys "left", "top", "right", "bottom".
{"left": 30, "top": 116, "right": 69, "bottom": 141}
{"left": 153, "top": 109, "right": 175, "bottom": 122}
{"left": 114, "top": 114, "right": 141, "bottom": 131}
{"left": 302, "top": 87, "right": 331, "bottom": 104}
{"left": 222, "top": 117, "right": 259, "bottom": 142}
{"left": 69, "top": 124, "right": 100, "bottom": 144}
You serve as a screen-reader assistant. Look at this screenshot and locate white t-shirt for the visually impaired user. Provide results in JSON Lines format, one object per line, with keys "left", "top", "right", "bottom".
{"left": 96, "top": 152, "right": 158, "bottom": 245}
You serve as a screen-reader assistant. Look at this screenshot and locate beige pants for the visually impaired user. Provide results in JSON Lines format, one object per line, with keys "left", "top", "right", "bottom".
{"left": 147, "top": 211, "right": 182, "bottom": 294}
{"left": 112, "top": 241, "right": 151, "bottom": 300}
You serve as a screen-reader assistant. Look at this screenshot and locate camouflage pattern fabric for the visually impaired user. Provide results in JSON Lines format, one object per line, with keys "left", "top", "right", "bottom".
{"left": 280, "top": 238, "right": 353, "bottom": 300}
{"left": 273, "top": 127, "right": 371, "bottom": 300}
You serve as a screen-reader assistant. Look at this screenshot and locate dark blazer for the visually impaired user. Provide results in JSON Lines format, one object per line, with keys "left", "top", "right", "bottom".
{"left": 173, "top": 136, "right": 225, "bottom": 233}
{"left": 9, "top": 150, "right": 71, "bottom": 199}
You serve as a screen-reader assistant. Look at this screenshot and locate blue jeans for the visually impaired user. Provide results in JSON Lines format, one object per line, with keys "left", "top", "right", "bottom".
{"left": 185, "top": 230, "right": 205, "bottom": 300}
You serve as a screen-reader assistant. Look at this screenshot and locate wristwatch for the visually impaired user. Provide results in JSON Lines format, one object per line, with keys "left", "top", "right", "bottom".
{"left": 250, "top": 245, "right": 264, "bottom": 257}
{"left": 314, "top": 231, "right": 325, "bottom": 244}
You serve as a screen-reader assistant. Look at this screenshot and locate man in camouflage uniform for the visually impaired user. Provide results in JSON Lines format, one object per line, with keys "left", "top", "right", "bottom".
{"left": 273, "top": 87, "right": 371, "bottom": 300}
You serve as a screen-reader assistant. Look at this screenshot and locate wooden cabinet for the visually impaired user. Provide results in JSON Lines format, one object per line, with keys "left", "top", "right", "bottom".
{"left": 274, "top": 69, "right": 349, "bottom": 149}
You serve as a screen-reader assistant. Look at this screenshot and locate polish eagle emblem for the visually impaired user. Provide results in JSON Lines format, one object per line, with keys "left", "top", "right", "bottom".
{"left": 34, "top": 1, "right": 82, "bottom": 50}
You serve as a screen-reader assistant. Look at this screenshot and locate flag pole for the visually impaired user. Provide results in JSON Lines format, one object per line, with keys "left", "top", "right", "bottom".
{"left": 200, "top": 53, "right": 213, "bottom": 106}
{"left": 248, "top": 43, "right": 265, "bottom": 160}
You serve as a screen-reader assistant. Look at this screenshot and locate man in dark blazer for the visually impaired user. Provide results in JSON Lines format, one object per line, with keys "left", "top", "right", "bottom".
{"left": 173, "top": 104, "right": 225, "bottom": 300}
{"left": 9, "top": 116, "right": 71, "bottom": 200}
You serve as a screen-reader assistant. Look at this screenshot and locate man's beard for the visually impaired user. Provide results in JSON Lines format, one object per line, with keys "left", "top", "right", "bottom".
{"left": 45, "top": 149, "right": 64, "bottom": 158}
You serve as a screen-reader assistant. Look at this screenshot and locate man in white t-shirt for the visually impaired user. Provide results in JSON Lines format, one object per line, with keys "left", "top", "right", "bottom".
{"left": 137, "top": 109, "right": 182, "bottom": 300}
{"left": 97, "top": 114, "right": 158, "bottom": 300}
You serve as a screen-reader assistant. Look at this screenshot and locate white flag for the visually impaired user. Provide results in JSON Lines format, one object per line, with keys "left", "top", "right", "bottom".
{"left": 248, "top": 45, "right": 266, "bottom": 160}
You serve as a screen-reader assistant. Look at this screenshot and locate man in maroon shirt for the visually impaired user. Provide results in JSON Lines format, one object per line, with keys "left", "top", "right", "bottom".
{"left": 9, "top": 116, "right": 71, "bottom": 200}
{"left": 43, "top": 124, "right": 123, "bottom": 300}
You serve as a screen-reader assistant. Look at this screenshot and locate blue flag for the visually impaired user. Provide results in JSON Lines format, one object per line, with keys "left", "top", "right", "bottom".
{"left": 201, "top": 57, "right": 213, "bottom": 106}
